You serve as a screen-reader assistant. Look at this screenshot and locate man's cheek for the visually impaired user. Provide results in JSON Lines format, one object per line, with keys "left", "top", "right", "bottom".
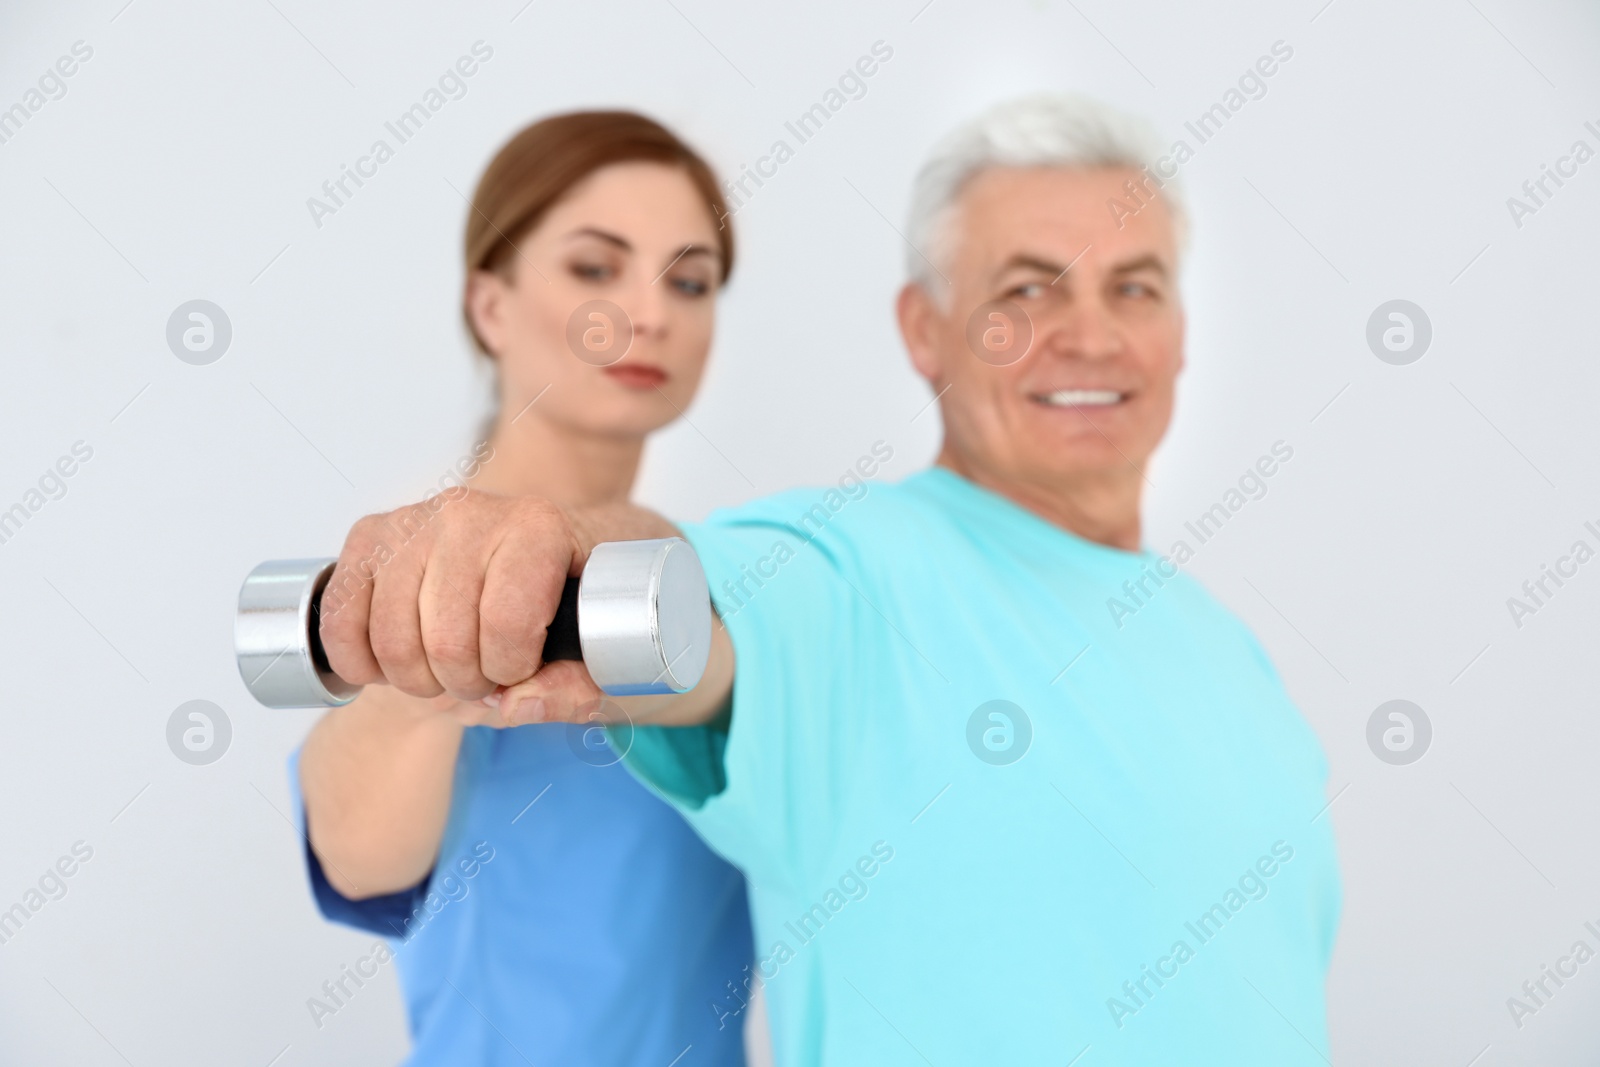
{"left": 1146, "top": 321, "right": 1187, "bottom": 383}
{"left": 1131, "top": 350, "right": 1181, "bottom": 440}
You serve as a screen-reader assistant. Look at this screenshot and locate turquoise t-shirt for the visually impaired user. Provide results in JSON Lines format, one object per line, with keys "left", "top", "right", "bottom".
{"left": 619, "top": 466, "right": 1341, "bottom": 1065}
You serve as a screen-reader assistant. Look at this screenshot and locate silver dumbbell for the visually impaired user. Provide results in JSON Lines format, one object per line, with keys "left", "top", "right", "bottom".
{"left": 235, "top": 537, "right": 711, "bottom": 708}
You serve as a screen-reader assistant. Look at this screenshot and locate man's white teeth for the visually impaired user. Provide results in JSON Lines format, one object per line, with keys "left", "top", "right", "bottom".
{"left": 1039, "top": 389, "right": 1123, "bottom": 406}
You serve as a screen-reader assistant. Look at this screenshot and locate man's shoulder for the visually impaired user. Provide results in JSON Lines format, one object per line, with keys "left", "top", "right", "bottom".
{"left": 680, "top": 473, "right": 942, "bottom": 625}
{"left": 690, "top": 470, "right": 934, "bottom": 548}
{"left": 1152, "top": 571, "right": 1287, "bottom": 686}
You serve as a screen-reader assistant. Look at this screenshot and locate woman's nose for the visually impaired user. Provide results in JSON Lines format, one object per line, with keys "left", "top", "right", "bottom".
{"left": 619, "top": 271, "right": 670, "bottom": 341}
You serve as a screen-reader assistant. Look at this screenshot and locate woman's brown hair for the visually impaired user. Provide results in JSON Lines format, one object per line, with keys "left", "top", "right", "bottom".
{"left": 462, "top": 110, "right": 734, "bottom": 356}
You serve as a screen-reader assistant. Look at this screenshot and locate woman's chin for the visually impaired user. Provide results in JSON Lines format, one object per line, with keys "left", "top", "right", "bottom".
{"left": 557, "top": 397, "right": 682, "bottom": 441}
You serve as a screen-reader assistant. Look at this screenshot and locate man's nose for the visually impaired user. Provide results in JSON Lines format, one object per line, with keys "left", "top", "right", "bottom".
{"left": 1039, "top": 295, "right": 1123, "bottom": 362}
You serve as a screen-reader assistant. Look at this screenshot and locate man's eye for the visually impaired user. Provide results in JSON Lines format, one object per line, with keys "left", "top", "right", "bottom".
{"left": 1120, "top": 281, "right": 1158, "bottom": 299}
{"left": 1007, "top": 282, "right": 1045, "bottom": 300}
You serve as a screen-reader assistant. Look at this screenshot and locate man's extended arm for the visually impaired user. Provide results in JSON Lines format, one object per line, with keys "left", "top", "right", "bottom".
{"left": 317, "top": 491, "right": 734, "bottom": 730}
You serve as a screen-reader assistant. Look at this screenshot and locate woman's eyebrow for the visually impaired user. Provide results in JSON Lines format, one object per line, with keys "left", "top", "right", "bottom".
{"left": 565, "top": 227, "right": 632, "bottom": 250}
{"left": 651, "top": 244, "right": 718, "bottom": 283}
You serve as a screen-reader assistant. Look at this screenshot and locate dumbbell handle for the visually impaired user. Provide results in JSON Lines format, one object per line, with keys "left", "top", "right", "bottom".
{"left": 235, "top": 537, "right": 711, "bottom": 709}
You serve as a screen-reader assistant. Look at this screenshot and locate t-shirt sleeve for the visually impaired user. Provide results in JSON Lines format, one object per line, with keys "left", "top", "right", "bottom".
{"left": 286, "top": 745, "right": 430, "bottom": 939}
{"left": 617, "top": 490, "right": 868, "bottom": 886}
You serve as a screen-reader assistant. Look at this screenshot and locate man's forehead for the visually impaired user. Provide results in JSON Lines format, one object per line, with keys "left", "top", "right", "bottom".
{"left": 952, "top": 164, "right": 1176, "bottom": 270}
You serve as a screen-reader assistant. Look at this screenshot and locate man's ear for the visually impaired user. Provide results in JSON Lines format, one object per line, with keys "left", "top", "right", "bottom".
{"left": 1172, "top": 304, "right": 1187, "bottom": 377}
{"left": 464, "top": 270, "right": 508, "bottom": 356}
{"left": 896, "top": 282, "right": 945, "bottom": 384}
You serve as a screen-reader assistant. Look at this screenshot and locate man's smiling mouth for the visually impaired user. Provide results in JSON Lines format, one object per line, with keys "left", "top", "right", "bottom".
{"left": 1031, "top": 389, "right": 1127, "bottom": 407}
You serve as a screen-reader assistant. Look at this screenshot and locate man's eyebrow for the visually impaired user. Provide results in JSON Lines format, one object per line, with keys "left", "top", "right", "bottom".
{"left": 991, "top": 251, "right": 1169, "bottom": 288}
{"left": 1109, "top": 254, "right": 1169, "bottom": 278}
{"left": 565, "top": 227, "right": 631, "bottom": 251}
{"left": 992, "top": 254, "right": 1070, "bottom": 283}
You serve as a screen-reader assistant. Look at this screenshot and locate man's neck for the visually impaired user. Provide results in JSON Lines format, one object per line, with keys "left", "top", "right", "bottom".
{"left": 935, "top": 442, "right": 1143, "bottom": 552}
{"left": 470, "top": 408, "right": 644, "bottom": 509}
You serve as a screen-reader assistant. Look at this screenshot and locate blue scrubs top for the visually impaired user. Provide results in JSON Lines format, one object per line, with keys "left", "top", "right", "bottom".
{"left": 288, "top": 722, "right": 752, "bottom": 1066}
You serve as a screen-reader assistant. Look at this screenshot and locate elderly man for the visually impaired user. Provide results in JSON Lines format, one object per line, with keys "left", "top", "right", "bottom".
{"left": 321, "top": 94, "right": 1341, "bottom": 1064}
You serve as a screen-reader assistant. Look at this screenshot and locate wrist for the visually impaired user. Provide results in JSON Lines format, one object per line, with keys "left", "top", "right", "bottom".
{"left": 368, "top": 687, "right": 469, "bottom": 734}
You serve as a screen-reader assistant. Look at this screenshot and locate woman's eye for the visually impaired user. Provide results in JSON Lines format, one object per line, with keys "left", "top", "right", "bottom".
{"left": 671, "top": 277, "right": 710, "bottom": 297}
{"left": 571, "top": 262, "right": 614, "bottom": 282}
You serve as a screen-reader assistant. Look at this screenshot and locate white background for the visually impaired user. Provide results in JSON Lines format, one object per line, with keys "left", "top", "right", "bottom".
{"left": 2, "top": 0, "right": 1599, "bottom": 1063}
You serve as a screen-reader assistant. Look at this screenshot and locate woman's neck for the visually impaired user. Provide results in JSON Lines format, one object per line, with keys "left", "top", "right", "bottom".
{"left": 470, "top": 409, "right": 644, "bottom": 509}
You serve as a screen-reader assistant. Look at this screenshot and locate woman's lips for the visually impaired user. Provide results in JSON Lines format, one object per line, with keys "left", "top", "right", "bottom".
{"left": 603, "top": 365, "right": 668, "bottom": 390}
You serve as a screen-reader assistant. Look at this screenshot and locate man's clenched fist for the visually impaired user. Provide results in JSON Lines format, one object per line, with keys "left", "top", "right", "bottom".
{"left": 319, "top": 490, "right": 588, "bottom": 707}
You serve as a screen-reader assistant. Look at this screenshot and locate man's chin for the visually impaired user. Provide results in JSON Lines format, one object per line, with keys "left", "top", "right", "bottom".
{"left": 1024, "top": 441, "right": 1152, "bottom": 486}
{"left": 1023, "top": 404, "right": 1164, "bottom": 468}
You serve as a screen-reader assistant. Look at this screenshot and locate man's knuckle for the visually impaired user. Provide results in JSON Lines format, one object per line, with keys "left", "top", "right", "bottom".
{"left": 427, "top": 635, "right": 480, "bottom": 671}
{"left": 478, "top": 598, "right": 522, "bottom": 637}
{"left": 368, "top": 625, "right": 413, "bottom": 667}
{"left": 347, "top": 514, "right": 384, "bottom": 551}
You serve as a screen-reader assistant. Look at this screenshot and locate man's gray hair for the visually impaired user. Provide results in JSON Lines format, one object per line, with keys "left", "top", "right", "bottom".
{"left": 904, "top": 93, "right": 1187, "bottom": 295}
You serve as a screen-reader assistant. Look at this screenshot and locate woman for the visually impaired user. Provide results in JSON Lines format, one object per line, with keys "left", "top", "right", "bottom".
{"left": 292, "top": 112, "right": 753, "bottom": 1066}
